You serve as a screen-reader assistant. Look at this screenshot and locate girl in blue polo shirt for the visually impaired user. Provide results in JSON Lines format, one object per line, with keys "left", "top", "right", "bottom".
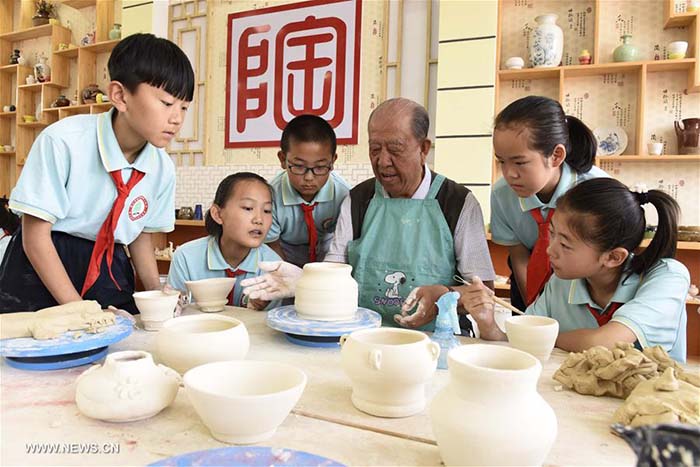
{"left": 490, "top": 96, "right": 607, "bottom": 309}
{"left": 167, "top": 173, "right": 281, "bottom": 310}
{"left": 462, "top": 178, "right": 689, "bottom": 363}
{"left": 0, "top": 34, "right": 194, "bottom": 313}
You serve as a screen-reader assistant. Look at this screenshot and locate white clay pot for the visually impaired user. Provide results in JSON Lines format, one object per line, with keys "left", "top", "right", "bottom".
{"left": 340, "top": 328, "right": 439, "bottom": 417}
{"left": 294, "top": 262, "right": 358, "bottom": 321}
{"left": 505, "top": 315, "right": 559, "bottom": 361}
{"left": 75, "top": 350, "right": 180, "bottom": 422}
{"left": 133, "top": 290, "right": 179, "bottom": 331}
{"left": 156, "top": 314, "right": 249, "bottom": 374}
{"left": 185, "top": 360, "right": 306, "bottom": 444}
{"left": 430, "top": 344, "right": 557, "bottom": 466}
{"left": 185, "top": 277, "right": 235, "bottom": 312}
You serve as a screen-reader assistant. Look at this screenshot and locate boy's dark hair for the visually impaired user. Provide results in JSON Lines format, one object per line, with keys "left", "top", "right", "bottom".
{"left": 280, "top": 114, "right": 337, "bottom": 156}
{"left": 557, "top": 178, "right": 680, "bottom": 277}
{"left": 0, "top": 196, "right": 20, "bottom": 235}
{"left": 108, "top": 33, "right": 194, "bottom": 102}
{"left": 495, "top": 96, "right": 596, "bottom": 174}
{"left": 205, "top": 173, "right": 273, "bottom": 239}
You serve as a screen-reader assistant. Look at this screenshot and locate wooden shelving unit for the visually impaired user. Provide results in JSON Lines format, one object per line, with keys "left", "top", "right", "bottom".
{"left": 0, "top": 0, "right": 118, "bottom": 197}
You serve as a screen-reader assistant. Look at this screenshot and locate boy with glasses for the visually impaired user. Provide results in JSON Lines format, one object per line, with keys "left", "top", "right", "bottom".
{"left": 266, "top": 115, "right": 350, "bottom": 268}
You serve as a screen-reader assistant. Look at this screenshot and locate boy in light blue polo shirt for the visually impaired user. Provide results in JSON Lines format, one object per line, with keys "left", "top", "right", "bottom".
{"left": 0, "top": 34, "right": 194, "bottom": 313}
{"left": 266, "top": 115, "right": 350, "bottom": 268}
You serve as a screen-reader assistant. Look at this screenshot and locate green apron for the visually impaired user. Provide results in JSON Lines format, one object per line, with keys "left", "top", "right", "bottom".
{"left": 347, "top": 174, "right": 457, "bottom": 331}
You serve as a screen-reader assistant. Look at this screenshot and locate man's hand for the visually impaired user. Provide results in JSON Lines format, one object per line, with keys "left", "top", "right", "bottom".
{"left": 240, "top": 261, "right": 303, "bottom": 301}
{"left": 394, "top": 285, "right": 449, "bottom": 329}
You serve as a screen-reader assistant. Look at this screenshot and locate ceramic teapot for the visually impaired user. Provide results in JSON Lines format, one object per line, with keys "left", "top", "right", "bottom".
{"left": 674, "top": 118, "right": 700, "bottom": 155}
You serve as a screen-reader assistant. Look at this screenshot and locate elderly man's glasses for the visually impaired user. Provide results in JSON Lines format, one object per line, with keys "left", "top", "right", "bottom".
{"left": 286, "top": 158, "right": 333, "bottom": 176}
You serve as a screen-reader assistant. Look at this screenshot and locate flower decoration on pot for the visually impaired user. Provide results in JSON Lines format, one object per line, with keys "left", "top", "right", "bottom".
{"left": 33, "top": 0, "right": 56, "bottom": 27}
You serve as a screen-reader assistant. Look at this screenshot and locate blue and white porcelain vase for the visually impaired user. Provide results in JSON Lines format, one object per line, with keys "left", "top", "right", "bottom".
{"left": 529, "top": 14, "right": 563, "bottom": 68}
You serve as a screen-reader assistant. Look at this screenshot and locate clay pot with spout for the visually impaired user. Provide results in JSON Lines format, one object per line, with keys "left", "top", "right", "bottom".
{"left": 674, "top": 118, "right": 700, "bottom": 155}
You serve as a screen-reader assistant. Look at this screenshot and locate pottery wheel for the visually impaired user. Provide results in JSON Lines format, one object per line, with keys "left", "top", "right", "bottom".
{"left": 0, "top": 315, "right": 133, "bottom": 370}
{"left": 266, "top": 305, "right": 381, "bottom": 348}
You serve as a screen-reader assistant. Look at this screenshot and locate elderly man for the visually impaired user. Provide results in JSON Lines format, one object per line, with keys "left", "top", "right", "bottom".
{"left": 243, "top": 98, "right": 495, "bottom": 331}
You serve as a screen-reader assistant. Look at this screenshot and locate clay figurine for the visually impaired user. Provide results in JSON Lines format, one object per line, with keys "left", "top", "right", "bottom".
{"left": 81, "top": 84, "right": 104, "bottom": 104}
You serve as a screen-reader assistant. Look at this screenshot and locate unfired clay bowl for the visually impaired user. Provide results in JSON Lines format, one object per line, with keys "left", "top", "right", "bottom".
{"left": 185, "top": 277, "right": 235, "bottom": 312}
{"left": 133, "top": 290, "right": 180, "bottom": 331}
{"left": 184, "top": 360, "right": 306, "bottom": 444}
{"left": 505, "top": 315, "right": 559, "bottom": 361}
{"left": 156, "top": 314, "right": 249, "bottom": 374}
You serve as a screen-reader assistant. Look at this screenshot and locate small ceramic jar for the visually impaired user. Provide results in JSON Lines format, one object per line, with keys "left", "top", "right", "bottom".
{"left": 668, "top": 41, "right": 688, "bottom": 60}
{"left": 578, "top": 49, "right": 592, "bottom": 65}
{"left": 340, "top": 328, "right": 439, "bottom": 417}
{"left": 504, "top": 56, "right": 525, "bottom": 70}
{"left": 75, "top": 350, "right": 180, "bottom": 422}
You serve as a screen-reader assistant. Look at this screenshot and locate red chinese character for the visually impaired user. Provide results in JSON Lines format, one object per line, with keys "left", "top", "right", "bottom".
{"left": 273, "top": 15, "right": 347, "bottom": 130}
{"left": 237, "top": 24, "right": 271, "bottom": 133}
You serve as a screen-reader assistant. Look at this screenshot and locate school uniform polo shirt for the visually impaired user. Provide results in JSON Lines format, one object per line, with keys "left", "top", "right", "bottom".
{"left": 490, "top": 163, "right": 608, "bottom": 249}
{"left": 265, "top": 171, "right": 350, "bottom": 266}
{"left": 167, "top": 235, "right": 282, "bottom": 308}
{"left": 527, "top": 258, "right": 689, "bottom": 362}
{"left": 9, "top": 108, "right": 175, "bottom": 244}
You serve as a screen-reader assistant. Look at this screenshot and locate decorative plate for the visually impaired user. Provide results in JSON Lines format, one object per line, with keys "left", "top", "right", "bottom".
{"left": 148, "top": 446, "right": 346, "bottom": 467}
{"left": 593, "top": 127, "right": 628, "bottom": 156}
{"left": 0, "top": 315, "right": 133, "bottom": 358}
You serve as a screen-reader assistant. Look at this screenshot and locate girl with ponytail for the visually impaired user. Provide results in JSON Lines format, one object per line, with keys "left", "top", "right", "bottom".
{"left": 489, "top": 95, "right": 609, "bottom": 310}
{"left": 462, "top": 178, "right": 689, "bottom": 362}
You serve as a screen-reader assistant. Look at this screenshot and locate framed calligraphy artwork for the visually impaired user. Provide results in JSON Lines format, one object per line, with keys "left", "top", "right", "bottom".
{"left": 225, "top": 0, "right": 362, "bottom": 148}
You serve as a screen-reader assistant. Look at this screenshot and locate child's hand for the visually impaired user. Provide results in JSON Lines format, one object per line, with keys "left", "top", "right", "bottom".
{"left": 241, "top": 261, "right": 302, "bottom": 300}
{"left": 246, "top": 298, "right": 269, "bottom": 311}
{"left": 394, "top": 285, "right": 449, "bottom": 329}
{"left": 459, "top": 276, "right": 496, "bottom": 322}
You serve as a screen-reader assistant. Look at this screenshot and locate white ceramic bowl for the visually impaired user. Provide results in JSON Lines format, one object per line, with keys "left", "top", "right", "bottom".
{"left": 505, "top": 56, "right": 525, "bottom": 69}
{"left": 156, "top": 314, "right": 249, "bottom": 374}
{"left": 184, "top": 360, "right": 306, "bottom": 444}
{"left": 185, "top": 277, "right": 235, "bottom": 312}
{"left": 668, "top": 41, "right": 688, "bottom": 59}
{"left": 505, "top": 315, "right": 559, "bottom": 362}
{"left": 133, "top": 290, "right": 180, "bottom": 331}
{"left": 647, "top": 142, "right": 664, "bottom": 156}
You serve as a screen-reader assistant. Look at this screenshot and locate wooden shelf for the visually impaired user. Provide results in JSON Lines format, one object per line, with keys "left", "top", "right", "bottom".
{"left": 664, "top": 11, "right": 698, "bottom": 28}
{"left": 156, "top": 257, "right": 172, "bottom": 262}
{"left": 17, "top": 122, "right": 48, "bottom": 128}
{"left": 499, "top": 59, "right": 697, "bottom": 80}
{"left": 175, "top": 219, "right": 205, "bottom": 227}
{"left": 597, "top": 155, "right": 700, "bottom": 162}
{"left": 53, "top": 47, "right": 79, "bottom": 58}
{"left": 58, "top": 0, "right": 97, "bottom": 8}
{"left": 0, "top": 151, "right": 16, "bottom": 157}
{"left": 81, "top": 40, "right": 120, "bottom": 54}
{"left": 0, "top": 111, "right": 16, "bottom": 118}
{"left": 18, "top": 82, "right": 67, "bottom": 91}
{"left": 0, "top": 64, "right": 19, "bottom": 74}
{"left": 0, "top": 24, "right": 67, "bottom": 42}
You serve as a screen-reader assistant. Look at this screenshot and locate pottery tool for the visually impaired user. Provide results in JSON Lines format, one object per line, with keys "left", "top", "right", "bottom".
{"left": 452, "top": 275, "right": 525, "bottom": 315}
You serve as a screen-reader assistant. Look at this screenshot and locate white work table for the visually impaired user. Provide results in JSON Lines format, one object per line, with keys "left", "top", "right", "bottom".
{"left": 3, "top": 306, "right": 682, "bottom": 466}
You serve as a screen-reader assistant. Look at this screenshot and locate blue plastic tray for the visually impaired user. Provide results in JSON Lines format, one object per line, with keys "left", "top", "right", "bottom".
{"left": 0, "top": 315, "right": 133, "bottom": 358}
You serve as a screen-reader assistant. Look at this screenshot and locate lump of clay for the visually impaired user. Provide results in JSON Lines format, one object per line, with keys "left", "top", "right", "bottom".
{"left": 613, "top": 368, "right": 700, "bottom": 427}
{"left": 553, "top": 342, "right": 698, "bottom": 399}
{"left": 0, "top": 301, "right": 116, "bottom": 340}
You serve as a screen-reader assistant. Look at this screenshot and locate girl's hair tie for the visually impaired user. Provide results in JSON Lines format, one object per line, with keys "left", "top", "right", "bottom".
{"left": 635, "top": 190, "right": 650, "bottom": 206}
